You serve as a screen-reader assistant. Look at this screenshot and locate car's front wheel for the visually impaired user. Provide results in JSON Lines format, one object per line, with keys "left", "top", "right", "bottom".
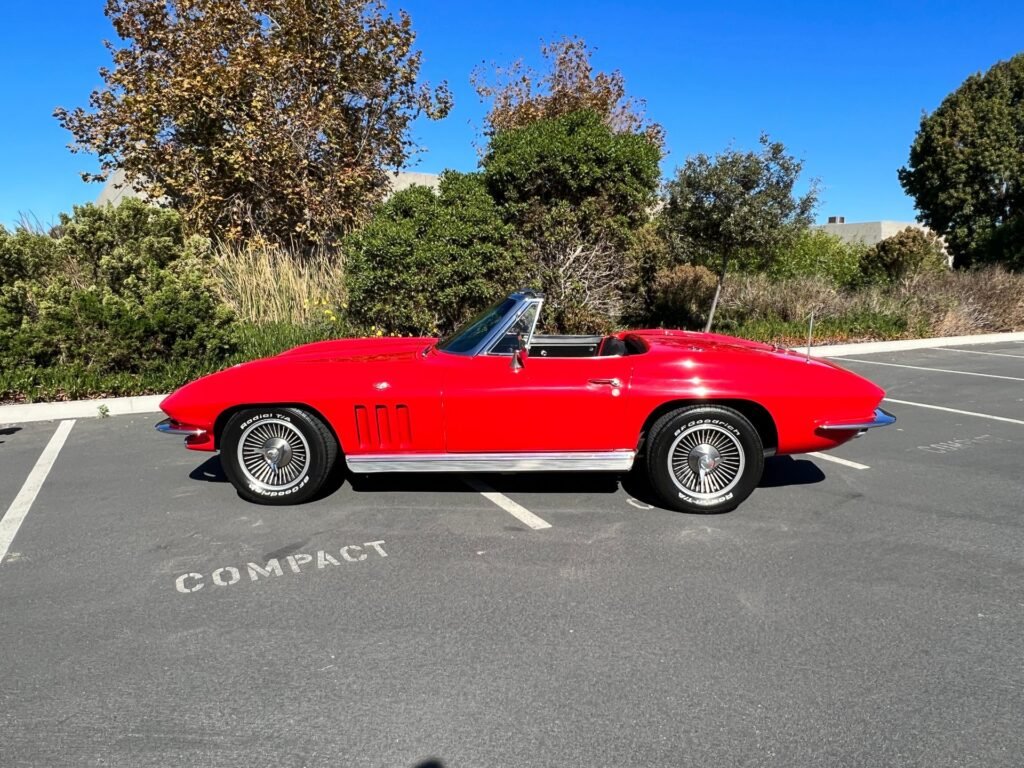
{"left": 645, "top": 405, "right": 764, "bottom": 514}
{"left": 220, "top": 407, "right": 338, "bottom": 505}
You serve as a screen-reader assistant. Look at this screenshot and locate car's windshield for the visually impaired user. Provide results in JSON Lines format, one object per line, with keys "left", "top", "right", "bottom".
{"left": 489, "top": 301, "right": 540, "bottom": 355}
{"left": 437, "top": 297, "right": 517, "bottom": 355}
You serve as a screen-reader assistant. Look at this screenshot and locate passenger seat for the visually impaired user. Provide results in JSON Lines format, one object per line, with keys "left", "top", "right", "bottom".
{"left": 598, "top": 337, "right": 627, "bottom": 356}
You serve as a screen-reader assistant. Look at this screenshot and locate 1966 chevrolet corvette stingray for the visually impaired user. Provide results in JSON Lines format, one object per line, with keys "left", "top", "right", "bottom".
{"left": 156, "top": 290, "right": 894, "bottom": 513}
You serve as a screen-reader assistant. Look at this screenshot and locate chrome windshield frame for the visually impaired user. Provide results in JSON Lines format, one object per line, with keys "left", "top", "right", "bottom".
{"left": 483, "top": 297, "right": 544, "bottom": 356}
{"left": 436, "top": 291, "right": 543, "bottom": 357}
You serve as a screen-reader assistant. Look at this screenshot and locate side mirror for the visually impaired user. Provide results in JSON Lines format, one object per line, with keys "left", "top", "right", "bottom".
{"left": 511, "top": 333, "right": 528, "bottom": 371}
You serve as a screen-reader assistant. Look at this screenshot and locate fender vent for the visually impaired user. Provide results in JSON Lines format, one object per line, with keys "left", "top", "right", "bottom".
{"left": 354, "top": 404, "right": 412, "bottom": 450}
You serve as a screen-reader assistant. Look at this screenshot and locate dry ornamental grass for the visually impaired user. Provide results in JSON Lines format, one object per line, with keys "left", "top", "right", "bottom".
{"left": 212, "top": 241, "right": 346, "bottom": 327}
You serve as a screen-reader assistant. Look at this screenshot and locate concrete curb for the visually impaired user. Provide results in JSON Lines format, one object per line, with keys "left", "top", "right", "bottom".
{"left": 0, "top": 395, "right": 165, "bottom": 426}
{"left": 2, "top": 330, "right": 1022, "bottom": 425}
{"left": 798, "top": 331, "right": 1024, "bottom": 357}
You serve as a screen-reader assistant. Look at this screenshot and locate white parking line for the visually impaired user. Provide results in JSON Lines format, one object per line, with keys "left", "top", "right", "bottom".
{"left": 883, "top": 398, "right": 1024, "bottom": 426}
{"left": 807, "top": 452, "right": 870, "bottom": 470}
{"left": 0, "top": 420, "right": 76, "bottom": 566}
{"left": 838, "top": 358, "right": 1024, "bottom": 382}
{"left": 936, "top": 347, "right": 1024, "bottom": 359}
{"left": 464, "top": 478, "right": 552, "bottom": 530}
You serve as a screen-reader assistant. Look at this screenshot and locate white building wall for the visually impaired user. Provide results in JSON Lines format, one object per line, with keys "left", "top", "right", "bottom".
{"left": 818, "top": 220, "right": 932, "bottom": 247}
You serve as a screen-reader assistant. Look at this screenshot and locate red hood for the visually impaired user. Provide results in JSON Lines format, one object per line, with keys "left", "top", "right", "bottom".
{"left": 274, "top": 336, "right": 437, "bottom": 363}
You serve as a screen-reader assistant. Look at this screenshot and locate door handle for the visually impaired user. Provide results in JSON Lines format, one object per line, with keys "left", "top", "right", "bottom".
{"left": 588, "top": 378, "right": 622, "bottom": 388}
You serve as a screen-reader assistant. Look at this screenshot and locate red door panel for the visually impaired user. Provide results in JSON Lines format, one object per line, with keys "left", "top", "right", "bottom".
{"left": 437, "top": 353, "right": 633, "bottom": 452}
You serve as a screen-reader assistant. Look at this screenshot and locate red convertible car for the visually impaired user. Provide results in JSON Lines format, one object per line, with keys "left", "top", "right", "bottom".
{"left": 156, "top": 290, "right": 894, "bottom": 513}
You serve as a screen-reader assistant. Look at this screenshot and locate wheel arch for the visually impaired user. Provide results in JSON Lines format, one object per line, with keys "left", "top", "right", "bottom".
{"left": 637, "top": 399, "right": 778, "bottom": 456}
{"left": 213, "top": 403, "right": 343, "bottom": 453}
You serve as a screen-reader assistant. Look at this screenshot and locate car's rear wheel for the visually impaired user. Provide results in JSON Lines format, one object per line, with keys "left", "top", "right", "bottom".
{"left": 646, "top": 405, "right": 763, "bottom": 513}
{"left": 220, "top": 407, "right": 338, "bottom": 505}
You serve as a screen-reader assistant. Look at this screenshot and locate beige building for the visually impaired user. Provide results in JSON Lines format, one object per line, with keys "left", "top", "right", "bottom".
{"left": 96, "top": 168, "right": 440, "bottom": 206}
{"left": 818, "top": 216, "right": 933, "bottom": 247}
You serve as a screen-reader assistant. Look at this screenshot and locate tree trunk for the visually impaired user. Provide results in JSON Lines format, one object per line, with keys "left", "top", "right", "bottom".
{"left": 704, "top": 251, "right": 730, "bottom": 332}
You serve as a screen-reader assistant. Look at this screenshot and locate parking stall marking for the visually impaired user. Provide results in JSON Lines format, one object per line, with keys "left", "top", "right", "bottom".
{"left": 936, "top": 347, "right": 1024, "bottom": 360}
{"left": 0, "top": 419, "right": 75, "bottom": 567}
{"left": 807, "top": 452, "right": 870, "bottom": 470}
{"left": 836, "top": 358, "right": 1024, "bottom": 382}
{"left": 883, "top": 398, "right": 1024, "bottom": 426}
{"left": 464, "top": 478, "right": 552, "bottom": 530}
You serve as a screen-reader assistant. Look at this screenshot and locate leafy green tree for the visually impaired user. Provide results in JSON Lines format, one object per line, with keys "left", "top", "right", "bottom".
{"left": 663, "top": 135, "right": 819, "bottom": 330}
{"left": 483, "top": 109, "right": 661, "bottom": 248}
{"left": 472, "top": 39, "right": 664, "bottom": 331}
{"left": 344, "top": 172, "right": 521, "bottom": 335}
{"left": 56, "top": 0, "right": 451, "bottom": 247}
{"left": 859, "top": 227, "right": 948, "bottom": 284}
{"left": 479, "top": 110, "right": 660, "bottom": 331}
{"left": 899, "top": 53, "right": 1024, "bottom": 269}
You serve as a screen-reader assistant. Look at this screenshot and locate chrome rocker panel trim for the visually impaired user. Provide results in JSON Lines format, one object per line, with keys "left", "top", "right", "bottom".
{"left": 346, "top": 450, "right": 636, "bottom": 474}
{"left": 154, "top": 418, "right": 208, "bottom": 437}
{"left": 817, "top": 408, "right": 896, "bottom": 432}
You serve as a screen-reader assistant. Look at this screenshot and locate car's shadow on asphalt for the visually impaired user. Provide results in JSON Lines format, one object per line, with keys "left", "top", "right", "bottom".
{"left": 189, "top": 455, "right": 227, "bottom": 483}
{"left": 0, "top": 425, "right": 22, "bottom": 445}
{"left": 188, "top": 453, "right": 825, "bottom": 509}
{"left": 758, "top": 455, "right": 826, "bottom": 488}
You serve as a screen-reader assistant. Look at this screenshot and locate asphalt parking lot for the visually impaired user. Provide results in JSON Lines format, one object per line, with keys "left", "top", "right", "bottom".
{"left": 1, "top": 341, "right": 1022, "bottom": 767}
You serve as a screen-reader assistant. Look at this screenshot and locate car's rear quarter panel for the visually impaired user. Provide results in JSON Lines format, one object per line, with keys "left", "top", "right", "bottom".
{"left": 625, "top": 337, "right": 884, "bottom": 455}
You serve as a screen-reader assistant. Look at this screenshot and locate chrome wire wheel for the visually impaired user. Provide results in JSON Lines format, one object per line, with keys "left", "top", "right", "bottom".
{"left": 236, "top": 418, "right": 311, "bottom": 492}
{"left": 667, "top": 423, "right": 746, "bottom": 500}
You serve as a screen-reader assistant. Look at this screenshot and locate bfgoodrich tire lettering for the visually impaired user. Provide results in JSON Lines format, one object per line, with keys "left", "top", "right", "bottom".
{"left": 645, "top": 405, "right": 764, "bottom": 514}
{"left": 220, "top": 407, "right": 338, "bottom": 505}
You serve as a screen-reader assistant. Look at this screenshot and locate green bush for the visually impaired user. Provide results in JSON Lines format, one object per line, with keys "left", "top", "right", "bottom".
{"left": 769, "top": 229, "right": 865, "bottom": 286}
{"left": 344, "top": 171, "right": 522, "bottom": 336}
{"left": 651, "top": 264, "right": 718, "bottom": 329}
{"left": 859, "top": 227, "right": 948, "bottom": 283}
{"left": 0, "top": 200, "right": 235, "bottom": 374}
{"left": 483, "top": 109, "right": 660, "bottom": 249}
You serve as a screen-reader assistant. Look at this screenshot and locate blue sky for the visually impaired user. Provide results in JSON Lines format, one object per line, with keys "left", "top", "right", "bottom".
{"left": 1, "top": 1, "right": 1022, "bottom": 229}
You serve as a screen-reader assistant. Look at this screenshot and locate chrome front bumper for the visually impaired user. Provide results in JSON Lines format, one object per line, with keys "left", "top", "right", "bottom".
{"left": 155, "top": 418, "right": 207, "bottom": 437}
{"left": 818, "top": 408, "right": 896, "bottom": 434}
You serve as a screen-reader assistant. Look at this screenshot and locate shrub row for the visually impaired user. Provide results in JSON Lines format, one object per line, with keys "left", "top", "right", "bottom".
{"left": 1, "top": 200, "right": 1021, "bottom": 403}
{"left": 0, "top": 201, "right": 236, "bottom": 394}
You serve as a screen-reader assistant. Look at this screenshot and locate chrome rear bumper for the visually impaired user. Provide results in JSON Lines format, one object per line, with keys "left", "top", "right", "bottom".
{"left": 818, "top": 408, "right": 896, "bottom": 433}
{"left": 155, "top": 418, "right": 207, "bottom": 437}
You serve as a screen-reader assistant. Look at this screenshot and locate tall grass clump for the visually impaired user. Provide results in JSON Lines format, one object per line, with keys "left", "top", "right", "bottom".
{"left": 715, "top": 267, "right": 1024, "bottom": 347}
{"left": 213, "top": 241, "right": 347, "bottom": 327}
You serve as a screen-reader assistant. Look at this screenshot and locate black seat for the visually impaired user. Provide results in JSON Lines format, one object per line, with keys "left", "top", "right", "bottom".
{"left": 599, "top": 337, "right": 627, "bottom": 356}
